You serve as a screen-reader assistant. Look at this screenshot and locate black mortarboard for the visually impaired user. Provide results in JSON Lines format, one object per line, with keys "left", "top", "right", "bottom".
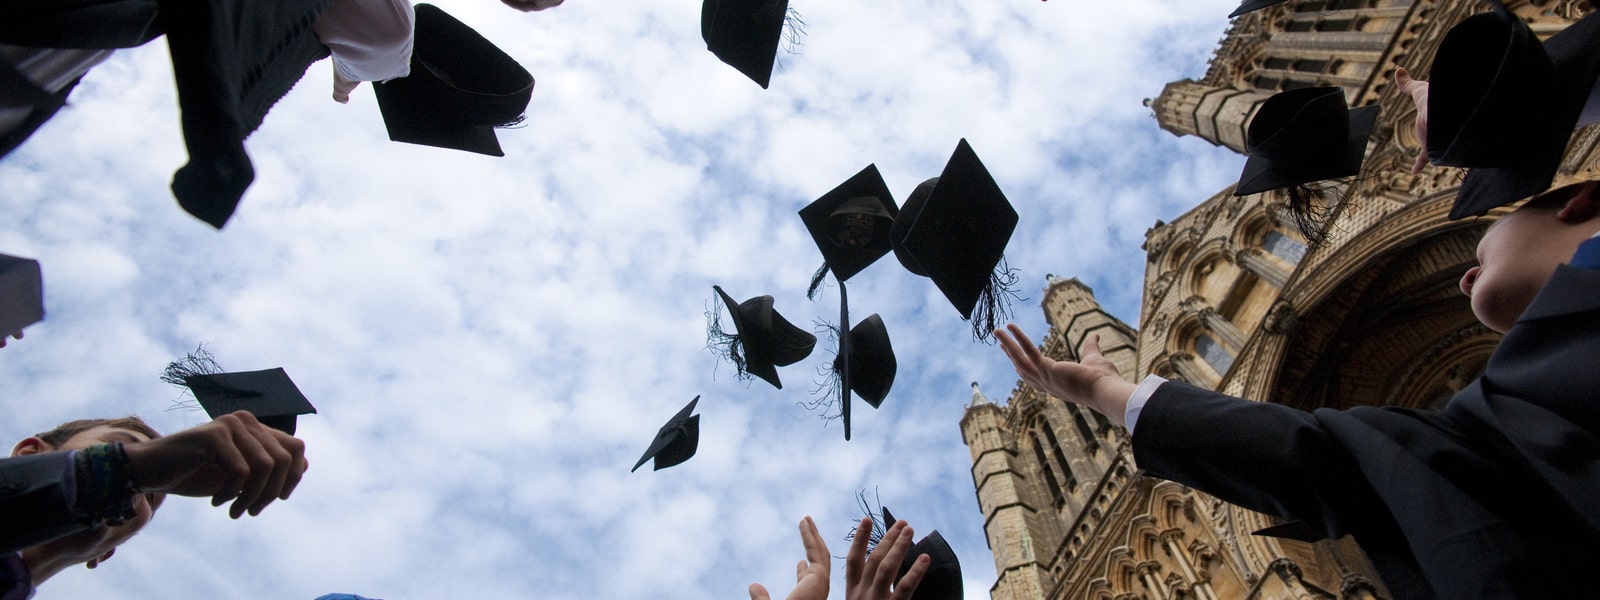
{"left": 800, "top": 164, "right": 898, "bottom": 298}
{"left": 875, "top": 506, "right": 962, "bottom": 600}
{"left": 832, "top": 283, "right": 895, "bottom": 441}
{"left": 373, "top": 4, "right": 534, "bottom": 156}
{"left": 890, "top": 139, "right": 1019, "bottom": 341}
{"left": 0, "top": 254, "right": 44, "bottom": 336}
{"left": 1438, "top": 8, "right": 1600, "bottom": 218}
{"left": 708, "top": 285, "right": 817, "bottom": 389}
{"left": 184, "top": 368, "right": 316, "bottom": 435}
{"left": 1228, "top": 0, "right": 1289, "bottom": 18}
{"left": 1234, "top": 87, "right": 1378, "bottom": 196}
{"left": 631, "top": 395, "right": 700, "bottom": 472}
{"left": 701, "top": 0, "right": 789, "bottom": 88}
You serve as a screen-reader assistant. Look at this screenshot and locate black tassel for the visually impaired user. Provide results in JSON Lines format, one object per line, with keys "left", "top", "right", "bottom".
{"left": 160, "top": 344, "right": 223, "bottom": 387}
{"left": 970, "top": 257, "right": 1025, "bottom": 343}
{"left": 806, "top": 263, "right": 830, "bottom": 301}
{"left": 781, "top": 6, "right": 807, "bottom": 56}
{"left": 1280, "top": 184, "right": 1331, "bottom": 248}
{"left": 801, "top": 319, "right": 843, "bottom": 422}
{"left": 838, "top": 488, "right": 889, "bottom": 559}
{"left": 160, "top": 344, "right": 222, "bottom": 412}
{"left": 704, "top": 297, "right": 751, "bottom": 382}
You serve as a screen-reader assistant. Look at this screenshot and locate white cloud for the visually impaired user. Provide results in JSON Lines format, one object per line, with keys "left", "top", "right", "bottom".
{"left": 2, "top": 1, "right": 1246, "bottom": 598}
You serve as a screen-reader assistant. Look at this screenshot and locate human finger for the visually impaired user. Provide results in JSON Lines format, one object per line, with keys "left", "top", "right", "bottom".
{"left": 891, "top": 554, "right": 930, "bottom": 600}
{"left": 872, "top": 523, "right": 915, "bottom": 596}
{"left": 244, "top": 426, "right": 297, "bottom": 516}
{"left": 799, "top": 516, "right": 829, "bottom": 572}
{"left": 1006, "top": 324, "right": 1046, "bottom": 364}
{"left": 748, "top": 583, "right": 771, "bottom": 600}
{"left": 1081, "top": 333, "right": 1102, "bottom": 358}
{"left": 219, "top": 412, "right": 275, "bottom": 518}
{"left": 1411, "top": 151, "right": 1428, "bottom": 174}
{"left": 845, "top": 516, "right": 872, "bottom": 586}
{"left": 276, "top": 433, "right": 308, "bottom": 500}
{"left": 994, "top": 328, "right": 1033, "bottom": 374}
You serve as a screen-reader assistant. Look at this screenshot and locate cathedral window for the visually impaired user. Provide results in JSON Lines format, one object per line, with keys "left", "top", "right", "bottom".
{"left": 1263, "top": 230, "right": 1306, "bottom": 264}
{"left": 1042, "top": 425, "right": 1080, "bottom": 492}
{"left": 1196, "top": 334, "right": 1236, "bottom": 375}
{"left": 1031, "top": 435, "right": 1065, "bottom": 504}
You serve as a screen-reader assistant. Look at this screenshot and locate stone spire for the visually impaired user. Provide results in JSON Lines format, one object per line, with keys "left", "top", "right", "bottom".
{"left": 969, "top": 381, "right": 992, "bottom": 407}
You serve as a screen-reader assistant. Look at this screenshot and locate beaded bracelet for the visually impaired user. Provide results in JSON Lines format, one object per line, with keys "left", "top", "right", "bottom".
{"left": 73, "top": 442, "right": 138, "bottom": 526}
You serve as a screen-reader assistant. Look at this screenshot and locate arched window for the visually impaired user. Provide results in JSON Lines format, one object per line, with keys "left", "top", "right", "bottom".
{"left": 1263, "top": 230, "right": 1306, "bottom": 264}
{"left": 1196, "top": 334, "right": 1235, "bottom": 375}
{"left": 1041, "top": 425, "right": 1079, "bottom": 492}
{"left": 1072, "top": 409, "right": 1100, "bottom": 453}
{"left": 1031, "top": 434, "right": 1064, "bottom": 503}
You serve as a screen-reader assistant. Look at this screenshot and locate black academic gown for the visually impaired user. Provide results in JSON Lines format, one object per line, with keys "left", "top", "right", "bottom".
{"left": 0, "top": 0, "right": 330, "bottom": 228}
{"left": 1132, "top": 264, "right": 1600, "bottom": 600}
{"left": 0, "top": 452, "right": 89, "bottom": 555}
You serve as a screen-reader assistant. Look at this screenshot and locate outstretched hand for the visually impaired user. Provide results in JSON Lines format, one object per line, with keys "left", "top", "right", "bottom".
{"left": 1396, "top": 67, "right": 1431, "bottom": 174}
{"left": 122, "top": 411, "right": 308, "bottom": 519}
{"left": 845, "top": 517, "right": 928, "bottom": 600}
{"left": 750, "top": 516, "right": 830, "bottom": 600}
{"left": 995, "top": 324, "right": 1134, "bottom": 427}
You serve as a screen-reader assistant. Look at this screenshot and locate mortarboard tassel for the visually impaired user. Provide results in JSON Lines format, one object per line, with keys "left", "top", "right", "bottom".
{"left": 970, "top": 257, "right": 1023, "bottom": 343}
{"left": 806, "top": 262, "right": 830, "bottom": 300}
{"left": 1279, "top": 180, "right": 1350, "bottom": 248}
{"left": 704, "top": 295, "right": 752, "bottom": 382}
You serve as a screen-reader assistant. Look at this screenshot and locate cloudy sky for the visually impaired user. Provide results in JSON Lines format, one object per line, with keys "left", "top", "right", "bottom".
{"left": 1, "top": 1, "right": 1244, "bottom": 598}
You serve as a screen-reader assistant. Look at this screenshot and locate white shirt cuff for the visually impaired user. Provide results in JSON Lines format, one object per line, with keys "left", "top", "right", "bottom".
{"left": 1124, "top": 374, "right": 1168, "bottom": 435}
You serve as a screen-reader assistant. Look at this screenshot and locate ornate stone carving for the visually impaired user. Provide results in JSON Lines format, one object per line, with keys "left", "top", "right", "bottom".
{"left": 1263, "top": 300, "right": 1301, "bottom": 335}
{"left": 1340, "top": 574, "right": 1380, "bottom": 599}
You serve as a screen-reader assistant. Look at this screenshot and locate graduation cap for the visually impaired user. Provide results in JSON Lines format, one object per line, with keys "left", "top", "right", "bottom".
{"left": 701, "top": 0, "right": 790, "bottom": 88}
{"left": 1228, "top": 0, "right": 1290, "bottom": 18}
{"left": 1436, "top": 7, "right": 1600, "bottom": 218}
{"left": 707, "top": 285, "right": 817, "bottom": 389}
{"left": 890, "top": 139, "right": 1020, "bottom": 341}
{"left": 183, "top": 368, "right": 317, "bottom": 435}
{"left": 0, "top": 253, "right": 44, "bottom": 336}
{"left": 799, "top": 164, "right": 898, "bottom": 299}
{"left": 879, "top": 507, "right": 963, "bottom": 600}
{"left": 829, "top": 283, "right": 895, "bottom": 441}
{"left": 1234, "top": 87, "right": 1378, "bottom": 197}
{"left": 631, "top": 395, "right": 700, "bottom": 472}
{"left": 373, "top": 4, "right": 534, "bottom": 156}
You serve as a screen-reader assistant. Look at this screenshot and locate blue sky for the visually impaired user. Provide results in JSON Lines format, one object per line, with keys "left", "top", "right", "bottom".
{"left": 1, "top": 1, "right": 1242, "bottom": 597}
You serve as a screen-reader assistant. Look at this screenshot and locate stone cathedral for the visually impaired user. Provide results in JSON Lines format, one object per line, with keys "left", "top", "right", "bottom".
{"left": 960, "top": 1, "right": 1600, "bottom": 599}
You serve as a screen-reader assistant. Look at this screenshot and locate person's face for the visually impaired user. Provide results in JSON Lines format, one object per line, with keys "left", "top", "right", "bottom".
{"left": 1459, "top": 184, "right": 1599, "bottom": 333}
{"left": 15, "top": 426, "right": 163, "bottom": 564}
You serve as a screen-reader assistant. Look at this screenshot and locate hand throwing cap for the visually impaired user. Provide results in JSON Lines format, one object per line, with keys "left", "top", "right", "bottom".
{"left": 708, "top": 285, "right": 817, "bottom": 389}
{"left": 876, "top": 507, "right": 962, "bottom": 600}
{"left": 1234, "top": 87, "right": 1378, "bottom": 196}
{"left": 800, "top": 164, "right": 898, "bottom": 294}
{"left": 0, "top": 254, "right": 44, "bottom": 336}
{"left": 632, "top": 396, "right": 701, "bottom": 472}
{"left": 183, "top": 367, "right": 317, "bottom": 435}
{"left": 374, "top": 4, "right": 534, "bottom": 156}
{"left": 890, "top": 139, "right": 1019, "bottom": 340}
{"left": 1228, "top": 0, "right": 1290, "bottom": 18}
{"left": 701, "top": 0, "right": 789, "bottom": 88}
{"left": 1439, "top": 8, "right": 1600, "bottom": 218}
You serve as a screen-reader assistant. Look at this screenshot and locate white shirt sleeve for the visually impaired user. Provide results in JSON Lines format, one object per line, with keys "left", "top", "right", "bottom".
{"left": 311, "top": 0, "right": 415, "bottom": 83}
{"left": 1124, "top": 374, "right": 1168, "bottom": 435}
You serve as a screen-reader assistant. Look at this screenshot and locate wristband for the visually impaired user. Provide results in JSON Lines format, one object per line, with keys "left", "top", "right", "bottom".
{"left": 72, "top": 442, "right": 138, "bottom": 526}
